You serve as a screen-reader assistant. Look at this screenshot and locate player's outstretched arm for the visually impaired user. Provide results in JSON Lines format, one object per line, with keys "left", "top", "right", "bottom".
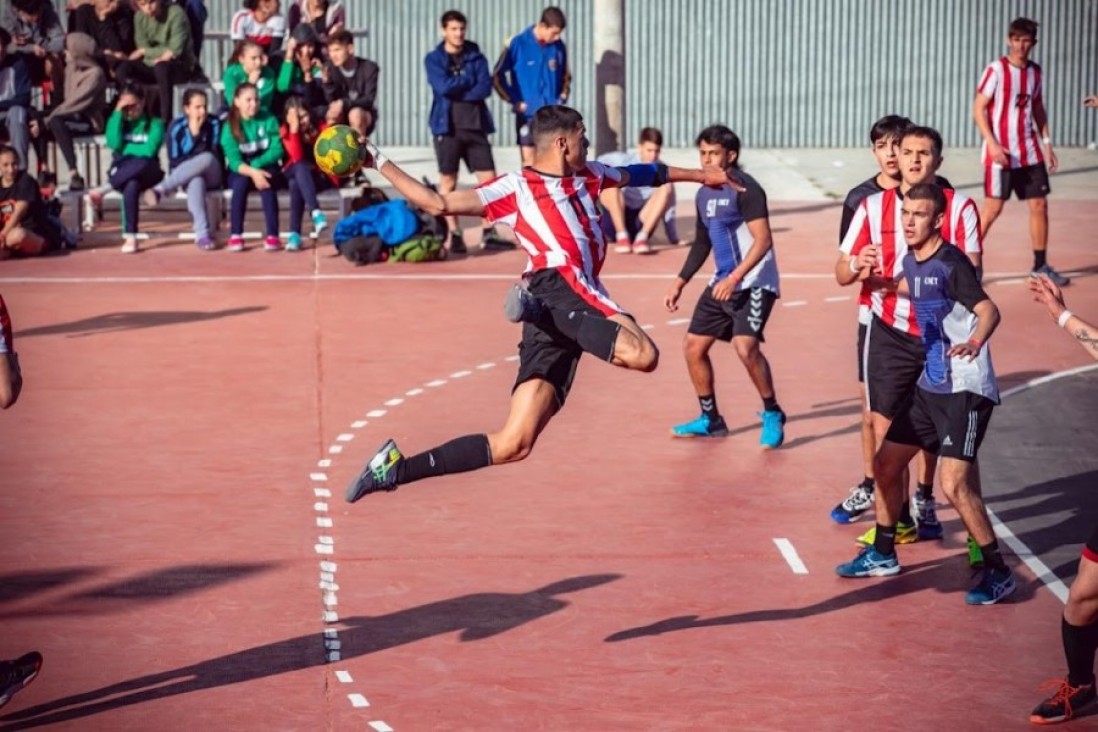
{"left": 364, "top": 141, "right": 486, "bottom": 218}
{"left": 615, "top": 163, "right": 744, "bottom": 191}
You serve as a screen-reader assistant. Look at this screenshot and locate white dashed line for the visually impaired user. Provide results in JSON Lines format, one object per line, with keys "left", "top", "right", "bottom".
{"left": 369, "top": 721, "right": 394, "bottom": 731}
{"left": 426, "top": 379, "right": 448, "bottom": 387}
{"left": 824, "top": 295, "right": 851, "bottom": 302}
{"left": 504, "top": 355, "right": 520, "bottom": 362}
{"left": 314, "top": 488, "right": 331, "bottom": 498}
{"left": 317, "top": 517, "right": 333, "bottom": 528}
{"left": 315, "top": 544, "right": 334, "bottom": 555}
{"left": 324, "top": 592, "right": 338, "bottom": 606}
{"left": 317, "top": 459, "right": 332, "bottom": 468}
{"left": 782, "top": 300, "right": 808, "bottom": 307}
{"left": 335, "top": 670, "right": 354, "bottom": 683}
{"left": 384, "top": 398, "right": 404, "bottom": 406}
{"left": 324, "top": 610, "right": 339, "bottom": 623}
{"left": 351, "top": 420, "right": 368, "bottom": 428}
{"left": 318, "top": 536, "right": 334, "bottom": 545}
{"left": 451, "top": 370, "right": 472, "bottom": 378}
{"left": 366, "top": 409, "right": 387, "bottom": 418}
{"left": 337, "top": 433, "right": 355, "bottom": 442}
{"left": 667, "top": 318, "right": 691, "bottom": 325}
{"left": 476, "top": 362, "right": 496, "bottom": 370}
{"left": 406, "top": 388, "right": 424, "bottom": 396}
{"left": 773, "top": 538, "right": 809, "bottom": 574}
{"left": 328, "top": 445, "right": 343, "bottom": 454}
{"left": 310, "top": 472, "right": 328, "bottom": 481}
{"left": 641, "top": 323, "right": 655, "bottom": 330}
{"left": 324, "top": 629, "right": 338, "bottom": 639}
{"left": 314, "top": 502, "right": 329, "bottom": 512}
{"left": 320, "top": 561, "right": 337, "bottom": 573}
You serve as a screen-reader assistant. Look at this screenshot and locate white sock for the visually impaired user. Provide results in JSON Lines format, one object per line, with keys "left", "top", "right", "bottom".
{"left": 635, "top": 231, "right": 649, "bottom": 245}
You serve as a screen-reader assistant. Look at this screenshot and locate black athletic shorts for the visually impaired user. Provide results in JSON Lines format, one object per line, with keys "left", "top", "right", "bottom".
{"left": 434, "top": 129, "right": 495, "bottom": 175}
{"left": 515, "top": 116, "right": 534, "bottom": 147}
{"left": 688, "top": 287, "right": 777, "bottom": 342}
{"left": 984, "top": 163, "right": 1051, "bottom": 200}
{"left": 857, "top": 322, "right": 868, "bottom": 383}
{"left": 1084, "top": 525, "right": 1098, "bottom": 564}
{"left": 513, "top": 269, "right": 622, "bottom": 408}
{"left": 885, "top": 389, "right": 995, "bottom": 462}
{"left": 864, "top": 315, "right": 924, "bottom": 419}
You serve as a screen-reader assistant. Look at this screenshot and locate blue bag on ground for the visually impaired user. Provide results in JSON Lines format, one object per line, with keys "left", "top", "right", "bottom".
{"left": 333, "top": 200, "right": 420, "bottom": 248}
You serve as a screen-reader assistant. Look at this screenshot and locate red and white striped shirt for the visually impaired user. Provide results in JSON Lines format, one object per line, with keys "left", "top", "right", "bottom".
{"left": 840, "top": 188, "right": 982, "bottom": 336}
{"left": 0, "top": 294, "right": 11, "bottom": 355}
{"left": 230, "top": 10, "right": 287, "bottom": 50}
{"left": 476, "top": 162, "right": 625, "bottom": 315}
{"left": 977, "top": 58, "right": 1045, "bottom": 169}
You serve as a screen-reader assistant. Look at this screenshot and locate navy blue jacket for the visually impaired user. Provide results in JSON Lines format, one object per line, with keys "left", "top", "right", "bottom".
{"left": 492, "top": 25, "right": 569, "bottom": 120}
{"left": 0, "top": 55, "right": 32, "bottom": 111}
{"left": 425, "top": 40, "right": 494, "bottom": 136}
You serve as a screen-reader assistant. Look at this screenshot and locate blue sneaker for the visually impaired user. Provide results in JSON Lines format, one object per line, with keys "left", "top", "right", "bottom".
{"left": 311, "top": 209, "right": 328, "bottom": 236}
{"left": 914, "top": 494, "right": 943, "bottom": 540}
{"left": 286, "top": 232, "right": 303, "bottom": 251}
{"left": 965, "top": 565, "right": 1016, "bottom": 605}
{"left": 835, "top": 546, "right": 901, "bottom": 578}
{"left": 830, "top": 484, "right": 874, "bottom": 524}
{"left": 671, "top": 414, "right": 729, "bottom": 438}
{"left": 759, "top": 409, "right": 786, "bottom": 448}
{"left": 345, "top": 438, "right": 403, "bottom": 503}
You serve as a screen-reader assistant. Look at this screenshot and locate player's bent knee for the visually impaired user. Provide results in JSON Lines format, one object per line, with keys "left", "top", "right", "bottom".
{"left": 491, "top": 432, "right": 536, "bottom": 464}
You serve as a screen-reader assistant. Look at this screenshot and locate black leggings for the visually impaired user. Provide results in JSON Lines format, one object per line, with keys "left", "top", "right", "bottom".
{"left": 109, "top": 156, "right": 164, "bottom": 234}
{"left": 47, "top": 114, "right": 95, "bottom": 174}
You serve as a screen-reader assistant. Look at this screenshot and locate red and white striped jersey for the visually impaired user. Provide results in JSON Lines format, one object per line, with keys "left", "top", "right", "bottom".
{"left": 0, "top": 294, "right": 11, "bottom": 354}
{"left": 840, "top": 188, "right": 982, "bottom": 336}
{"left": 977, "top": 58, "right": 1045, "bottom": 169}
{"left": 476, "top": 162, "right": 626, "bottom": 314}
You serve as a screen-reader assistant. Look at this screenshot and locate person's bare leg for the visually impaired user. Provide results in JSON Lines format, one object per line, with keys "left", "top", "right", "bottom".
{"left": 1029, "top": 196, "right": 1049, "bottom": 255}
{"left": 682, "top": 333, "right": 717, "bottom": 396}
{"left": 438, "top": 172, "right": 459, "bottom": 235}
{"left": 487, "top": 378, "right": 560, "bottom": 464}
{"left": 732, "top": 335, "right": 775, "bottom": 401}
{"left": 980, "top": 197, "right": 1005, "bottom": 239}
{"left": 608, "top": 313, "right": 659, "bottom": 372}
{"left": 860, "top": 390, "right": 876, "bottom": 482}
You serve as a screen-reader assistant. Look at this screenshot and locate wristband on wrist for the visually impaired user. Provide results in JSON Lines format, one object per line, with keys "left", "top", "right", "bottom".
{"left": 1042, "top": 136, "right": 1052, "bottom": 145}
{"left": 1058, "top": 310, "right": 1074, "bottom": 328}
{"left": 966, "top": 338, "right": 983, "bottom": 350}
{"left": 848, "top": 257, "right": 860, "bottom": 274}
{"left": 364, "top": 141, "right": 387, "bottom": 170}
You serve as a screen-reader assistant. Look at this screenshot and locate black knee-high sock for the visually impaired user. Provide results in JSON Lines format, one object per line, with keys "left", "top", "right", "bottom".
{"left": 1063, "top": 616, "right": 1098, "bottom": 687}
{"left": 916, "top": 482, "right": 933, "bottom": 500}
{"left": 397, "top": 434, "right": 492, "bottom": 485}
{"left": 873, "top": 523, "right": 896, "bottom": 556}
{"left": 899, "top": 500, "right": 913, "bottom": 525}
{"left": 980, "top": 539, "right": 1007, "bottom": 570}
{"left": 699, "top": 394, "right": 720, "bottom": 421}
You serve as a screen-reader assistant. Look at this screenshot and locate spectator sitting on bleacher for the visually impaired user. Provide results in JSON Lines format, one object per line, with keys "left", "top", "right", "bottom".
{"left": 143, "top": 88, "right": 220, "bottom": 250}
{"left": 102, "top": 82, "right": 164, "bottom": 253}
{"left": 231, "top": 0, "right": 285, "bottom": 58}
{"left": 278, "top": 31, "right": 325, "bottom": 120}
{"left": 1, "top": 0, "right": 64, "bottom": 105}
{"left": 41, "top": 33, "right": 107, "bottom": 192}
{"left": 0, "top": 144, "right": 59, "bottom": 257}
{"left": 0, "top": 29, "right": 31, "bottom": 171}
{"left": 286, "top": 0, "right": 343, "bottom": 48}
{"left": 224, "top": 39, "right": 279, "bottom": 114}
{"left": 321, "top": 29, "right": 377, "bottom": 140}
{"left": 116, "top": 0, "right": 195, "bottom": 123}
{"left": 279, "top": 94, "right": 327, "bottom": 251}
{"left": 220, "top": 81, "right": 283, "bottom": 252}
{"left": 67, "top": 0, "right": 134, "bottom": 79}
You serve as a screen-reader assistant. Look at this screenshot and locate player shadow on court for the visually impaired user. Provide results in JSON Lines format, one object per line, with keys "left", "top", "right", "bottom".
{"left": 604, "top": 557, "right": 1040, "bottom": 643}
{"left": 0, "top": 563, "right": 280, "bottom": 620}
{"left": 15, "top": 307, "right": 268, "bottom": 339}
{"left": 0, "top": 574, "right": 621, "bottom": 729}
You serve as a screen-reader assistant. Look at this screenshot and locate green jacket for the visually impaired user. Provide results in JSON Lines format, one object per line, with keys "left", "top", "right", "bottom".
{"left": 105, "top": 111, "right": 165, "bottom": 158}
{"left": 223, "top": 64, "right": 280, "bottom": 113}
{"left": 220, "top": 113, "right": 284, "bottom": 172}
{"left": 136, "top": 4, "right": 195, "bottom": 72}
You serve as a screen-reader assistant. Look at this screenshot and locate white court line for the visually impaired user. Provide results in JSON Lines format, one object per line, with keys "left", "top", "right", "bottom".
{"left": 366, "top": 409, "right": 387, "bottom": 418}
{"left": 316, "top": 459, "right": 332, "bottom": 468}
{"left": 425, "top": 379, "right": 447, "bottom": 387}
{"left": 384, "top": 398, "right": 404, "bottom": 406}
{"left": 451, "top": 370, "right": 472, "bottom": 378}
{"left": 351, "top": 420, "right": 368, "bottom": 428}
{"left": 313, "top": 488, "right": 331, "bottom": 498}
{"left": 369, "top": 722, "right": 394, "bottom": 732}
{"left": 824, "top": 295, "right": 850, "bottom": 302}
{"left": 667, "top": 318, "right": 691, "bottom": 325}
{"left": 406, "top": 388, "right": 424, "bottom": 396}
{"left": 348, "top": 693, "right": 370, "bottom": 708}
{"left": 782, "top": 300, "right": 808, "bottom": 307}
{"left": 335, "top": 670, "right": 353, "bottom": 683}
{"left": 336, "top": 433, "right": 354, "bottom": 442}
{"left": 476, "top": 362, "right": 496, "bottom": 370}
{"left": 772, "top": 538, "right": 809, "bottom": 574}
{"left": 309, "top": 472, "right": 328, "bottom": 481}
{"left": 988, "top": 362, "right": 1098, "bottom": 604}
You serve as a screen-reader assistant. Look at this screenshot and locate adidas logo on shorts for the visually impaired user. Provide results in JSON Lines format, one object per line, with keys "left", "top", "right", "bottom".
{"left": 942, "top": 436, "right": 954, "bottom": 447}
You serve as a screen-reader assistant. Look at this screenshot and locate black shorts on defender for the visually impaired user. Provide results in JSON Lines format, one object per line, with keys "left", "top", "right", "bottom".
{"left": 434, "top": 129, "right": 496, "bottom": 175}
{"left": 864, "top": 315, "right": 924, "bottom": 419}
{"left": 985, "top": 163, "right": 1051, "bottom": 200}
{"left": 688, "top": 287, "right": 776, "bottom": 342}
{"left": 857, "top": 322, "right": 868, "bottom": 383}
{"left": 514, "top": 269, "right": 620, "bottom": 408}
{"left": 885, "top": 389, "right": 995, "bottom": 462}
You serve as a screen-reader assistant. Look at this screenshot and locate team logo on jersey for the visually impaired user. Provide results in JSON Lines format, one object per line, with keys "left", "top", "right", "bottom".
{"left": 705, "top": 198, "right": 730, "bottom": 218}
{"left": 1015, "top": 93, "right": 1030, "bottom": 109}
{"left": 548, "top": 58, "right": 558, "bottom": 70}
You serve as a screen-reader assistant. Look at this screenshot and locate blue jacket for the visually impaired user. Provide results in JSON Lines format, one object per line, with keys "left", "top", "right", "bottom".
{"left": 333, "top": 200, "right": 420, "bottom": 247}
{"left": 167, "top": 115, "right": 221, "bottom": 168}
{"left": 425, "top": 40, "right": 495, "bottom": 136}
{"left": 492, "top": 26, "right": 569, "bottom": 120}
{"left": 0, "top": 55, "right": 31, "bottom": 111}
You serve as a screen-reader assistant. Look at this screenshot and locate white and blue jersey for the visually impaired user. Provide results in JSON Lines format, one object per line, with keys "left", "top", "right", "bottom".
{"left": 684, "top": 173, "right": 779, "bottom": 294}
{"left": 903, "top": 244, "right": 999, "bottom": 403}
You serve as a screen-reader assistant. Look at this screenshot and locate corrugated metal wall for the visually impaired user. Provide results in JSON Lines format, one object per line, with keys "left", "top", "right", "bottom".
{"left": 121, "top": 0, "right": 1098, "bottom": 147}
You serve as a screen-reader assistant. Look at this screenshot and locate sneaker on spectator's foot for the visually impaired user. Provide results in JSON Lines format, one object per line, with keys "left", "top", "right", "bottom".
{"left": 82, "top": 191, "right": 103, "bottom": 232}
{"left": 503, "top": 283, "right": 546, "bottom": 323}
{"left": 449, "top": 231, "right": 467, "bottom": 255}
{"left": 286, "top": 232, "right": 303, "bottom": 251}
{"left": 69, "top": 173, "right": 85, "bottom": 192}
{"left": 1032, "top": 263, "right": 1071, "bottom": 287}
{"left": 915, "top": 495, "right": 944, "bottom": 540}
{"left": 614, "top": 235, "right": 632, "bottom": 254}
{"left": 830, "top": 484, "right": 875, "bottom": 524}
{"left": 759, "top": 409, "right": 786, "bottom": 448}
{"left": 227, "top": 236, "right": 245, "bottom": 252}
{"left": 856, "top": 520, "right": 917, "bottom": 546}
{"left": 311, "top": 209, "right": 327, "bottom": 236}
{"left": 264, "top": 236, "right": 282, "bottom": 252}
{"left": 0, "top": 651, "right": 43, "bottom": 709}
{"left": 671, "top": 414, "right": 729, "bottom": 438}
{"left": 965, "top": 565, "right": 1016, "bottom": 605}
{"left": 346, "top": 438, "right": 403, "bottom": 503}
{"left": 142, "top": 188, "right": 161, "bottom": 207}
{"left": 632, "top": 238, "right": 653, "bottom": 254}
{"left": 968, "top": 535, "right": 984, "bottom": 568}
{"left": 195, "top": 235, "right": 216, "bottom": 251}
{"left": 835, "top": 546, "right": 901, "bottom": 578}
{"left": 120, "top": 236, "right": 139, "bottom": 254}
{"left": 482, "top": 227, "right": 515, "bottom": 250}
{"left": 1030, "top": 678, "right": 1097, "bottom": 725}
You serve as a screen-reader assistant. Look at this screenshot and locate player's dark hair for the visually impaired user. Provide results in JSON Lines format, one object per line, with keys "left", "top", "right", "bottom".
{"left": 328, "top": 29, "right": 354, "bottom": 47}
{"left": 441, "top": 9, "right": 466, "bottom": 27}
{"left": 906, "top": 182, "right": 946, "bottom": 217}
{"left": 639, "top": 127, "right": 663, "bottom": 146}
{"left": 119, "top": 81, "right": 146, "bottom": 102}
{"left": 902, "top": 125, "right": 943, "bottom": 158}
{"left": 1009, "top": 17, "right": 1038, "bottom": 39}
{"left": 181, "top": 88, "right": 208, "bottom": 108}
{"left": 0, "top": 145, "right": 18, "bottom": 162}
{"left": 540, "top": 6, "right": 566, "bottom": 30}
{"left": 530, "top": 104, "right": 583, "bottom": 146}
{"left": 869, "top": 115, "right": 912, "bottom": 144}
{"left": 695, "top": 125, "right": 741, "bottom": 166}
{"left": 11, "top": 0, "right": 45, "bottom": 16}
{"left": 231, "top": 39, "right": 263, "bottom": 64}
{"left": 228, "top": 82, "right": 258, "bottom": 144}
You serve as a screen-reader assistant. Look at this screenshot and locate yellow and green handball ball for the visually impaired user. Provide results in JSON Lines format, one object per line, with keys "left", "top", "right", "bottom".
{"left": 313, "top": 125, "right": 365, "bottom": 178}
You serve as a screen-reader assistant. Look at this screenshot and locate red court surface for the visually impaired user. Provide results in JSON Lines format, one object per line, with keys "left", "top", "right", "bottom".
{"left": 1, "top": 199, "right": 1097, "bottom": 730}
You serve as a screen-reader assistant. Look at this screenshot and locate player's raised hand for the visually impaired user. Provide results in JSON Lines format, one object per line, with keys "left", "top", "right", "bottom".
{"left": 1028, "top": 273, "right": 1067, "bottom": 321}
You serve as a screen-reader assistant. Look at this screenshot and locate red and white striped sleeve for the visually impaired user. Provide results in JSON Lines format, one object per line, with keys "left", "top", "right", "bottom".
{"left": 0, "top": 294, "right": 12, "bottom": 355}
{"left": 977, "top": 62, "right": 998, "bottom": 99}
{"left": 585, "top": 161, "right": 624, "bottom": 190}
{"left": 475, "top": 173, "right": 519, "bottom": 226}
{"left": 955, "top": 197, "right": 982, "bottom": 255}
{"left": 839, "top": 201, "right": 870, "bottom": 255}
{"left": 230, "top": 10, "right": 249, "bottom": 41}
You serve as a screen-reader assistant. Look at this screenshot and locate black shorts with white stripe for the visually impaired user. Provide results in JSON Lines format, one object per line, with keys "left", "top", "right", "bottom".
{"left": 885, "top": 388, "right": 995, "bottom": 462}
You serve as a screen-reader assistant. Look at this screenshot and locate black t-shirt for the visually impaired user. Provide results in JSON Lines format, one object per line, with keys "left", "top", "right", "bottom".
{"left": 69, "top": 4, "right": 135, "bottom": 57}
{"left": 0, "top": 173, "right": 47, "bottom": 233}
{"left": 447, "top": 52, "right": 482, "bottom": 131}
